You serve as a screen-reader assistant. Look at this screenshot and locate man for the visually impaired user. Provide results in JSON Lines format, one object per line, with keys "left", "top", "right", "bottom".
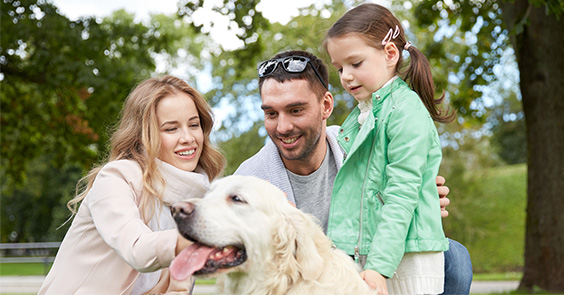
{"left": 235, "top": 50, "right": 472, "bottom": 294}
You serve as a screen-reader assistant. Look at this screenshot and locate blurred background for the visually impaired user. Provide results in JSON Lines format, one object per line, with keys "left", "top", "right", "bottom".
{"left": 1, "top": 0, "right": 563, "bottom": 292}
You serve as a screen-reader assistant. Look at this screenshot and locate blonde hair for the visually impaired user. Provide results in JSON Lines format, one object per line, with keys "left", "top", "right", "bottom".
{"left": 67, "top": 75, "right": 226, "bottom": 221}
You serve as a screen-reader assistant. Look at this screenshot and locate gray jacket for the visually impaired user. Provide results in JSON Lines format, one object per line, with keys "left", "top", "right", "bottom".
{"left": 234, "top": 125, "right": 344, "bottom": 204}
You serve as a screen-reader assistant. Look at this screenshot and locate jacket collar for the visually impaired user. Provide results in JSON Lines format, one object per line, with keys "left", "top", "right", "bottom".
{"left": 370, "top": 76, "right": 402, "bottom": 113}
{"left": 338, "top": 77, "right": 407, "bottom": 157}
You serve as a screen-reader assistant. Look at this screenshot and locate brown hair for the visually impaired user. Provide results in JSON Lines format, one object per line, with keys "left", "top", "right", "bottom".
{"left": 258, "top": 50, "right": 329, "bottom": 99}
{"left": 68, "top": 75, "right": 225, "bottom": 221}
{"left": 323, "top": 3, "right": 455, "bottom": 123}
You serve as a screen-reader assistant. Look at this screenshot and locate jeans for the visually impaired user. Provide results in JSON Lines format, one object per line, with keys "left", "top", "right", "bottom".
{"left": 442, "top": 238, "right": 473, "bottom": 295}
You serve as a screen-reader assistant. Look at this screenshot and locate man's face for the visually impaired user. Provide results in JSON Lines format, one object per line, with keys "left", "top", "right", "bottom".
{"left": 260, "top": 78, "right": 331, "bottom": 171}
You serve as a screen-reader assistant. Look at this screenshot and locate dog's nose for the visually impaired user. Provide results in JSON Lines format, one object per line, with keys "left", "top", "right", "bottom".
{"left": 171, "top": 202, "right": 195, "bottom": 217}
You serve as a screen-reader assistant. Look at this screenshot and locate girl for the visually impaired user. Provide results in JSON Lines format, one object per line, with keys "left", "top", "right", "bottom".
{"left": 324, "top": 4, "right": 455, "bottom": 295}
{"left": 39, "top": 76, "right": 226, "bottom": 294}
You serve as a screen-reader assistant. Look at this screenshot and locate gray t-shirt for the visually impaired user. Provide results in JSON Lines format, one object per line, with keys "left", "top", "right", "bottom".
{"left": 286, "top": 143, "right": 338, "bottom": 233}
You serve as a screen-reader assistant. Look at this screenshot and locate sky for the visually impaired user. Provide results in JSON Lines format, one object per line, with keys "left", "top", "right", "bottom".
{"left": 51, "top": 0, "right": 331, "bottom": 49}
{"left": 52, "top": 0, "right": 325, "bottom": 23}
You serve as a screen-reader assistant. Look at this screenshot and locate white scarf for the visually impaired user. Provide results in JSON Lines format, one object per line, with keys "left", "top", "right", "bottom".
{"left": 155, "top": 159, "right": 210, "bottom": 206}
{"left": 132, "top": 160, "right": 210, "bottom": 295}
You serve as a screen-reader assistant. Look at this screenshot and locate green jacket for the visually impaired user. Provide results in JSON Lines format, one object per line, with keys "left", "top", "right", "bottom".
{"left": 327, "top": 78, "right": 449, "bottom": 278}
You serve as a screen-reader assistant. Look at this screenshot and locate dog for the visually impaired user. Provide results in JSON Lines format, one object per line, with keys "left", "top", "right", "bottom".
{"left": 170, "top": 175, "right": 376, "bottom": 295}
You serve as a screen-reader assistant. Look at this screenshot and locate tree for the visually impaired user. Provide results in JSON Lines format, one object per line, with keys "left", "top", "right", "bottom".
{"left": 407, "top": 0, "right": 564, "bottom": 291}
{"left": 0, "top": 0, "right": 208, "bottom": 242}
{"left": 499, "top": 1, "right": 564, "bottom": 291}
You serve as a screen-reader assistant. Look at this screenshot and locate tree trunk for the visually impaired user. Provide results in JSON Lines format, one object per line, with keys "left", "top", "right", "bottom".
{"left": 500, "top": 1, "right": 564, "bottom": 292}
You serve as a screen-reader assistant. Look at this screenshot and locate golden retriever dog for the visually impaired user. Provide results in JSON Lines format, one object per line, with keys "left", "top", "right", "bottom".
{"left": 170, "top": 175, "right": 376, "bottom": 295}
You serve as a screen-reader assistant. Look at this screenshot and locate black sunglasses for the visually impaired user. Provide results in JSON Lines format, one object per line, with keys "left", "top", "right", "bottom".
{"left": 257, "top": 56, "right": 328, "bottom": 89}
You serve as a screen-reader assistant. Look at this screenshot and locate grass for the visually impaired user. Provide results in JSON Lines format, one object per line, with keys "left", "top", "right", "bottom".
{"left": 194, "top": 278, "right": 217, "bottom": 285}
{"left": 473, "top": 272, "right": 522, "bottom": 281}
{"left": 442, "top": 163, "right": 527, "bottom": 274}
{"left": 0, "top": 262, "right": 217, "bottom": 285}
{"left": 0, "top": 263, "right": 51, "bottom": 276}
{"left": 1, "top": 262, "right": 523, "bottom": 282}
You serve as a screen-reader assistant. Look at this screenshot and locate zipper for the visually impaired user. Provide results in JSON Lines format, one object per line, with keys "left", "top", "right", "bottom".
{"left": 354, "top": 246, "right": 360, "bottom": 262}
{"left": 376, "top": 191, "right": 385, "bottom": 205}
{"left": 354, "top": 85, "right": 395, "bottom": 260}
{"left": 356, "top": 122, "right": 381, "bottom": 260}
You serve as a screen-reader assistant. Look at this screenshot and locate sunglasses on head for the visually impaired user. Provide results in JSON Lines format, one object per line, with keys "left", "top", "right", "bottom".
{"left": 257, "top": 55, "right": 328, "bottom": 89}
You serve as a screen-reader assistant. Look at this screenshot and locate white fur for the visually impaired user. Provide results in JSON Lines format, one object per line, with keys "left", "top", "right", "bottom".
{"left": 178, "top": 175, "right": 376, "bottom": 295}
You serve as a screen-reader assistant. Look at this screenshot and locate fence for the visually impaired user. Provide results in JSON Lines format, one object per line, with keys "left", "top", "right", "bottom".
{"left": 0, "top": 242, "right": 61, "bottom": 274}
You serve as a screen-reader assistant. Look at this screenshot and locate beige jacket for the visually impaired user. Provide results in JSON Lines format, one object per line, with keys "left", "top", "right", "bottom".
{"left": 39, "top": 159, "right": 209, "bottom": 295}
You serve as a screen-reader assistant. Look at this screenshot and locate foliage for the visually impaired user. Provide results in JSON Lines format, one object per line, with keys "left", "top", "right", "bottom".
{"left": 220, "top": 121, "right": 265, "bottom": 175}
{"left": 0, "top": 0, "right": 207, "bottom": 242}
{"left": 398, "top": 1, "right": 507, "bottom": 124}
{"left": 491, "top": 118, "right": 526, "bottom": 164}
{"left": 2, "top": 1, "right": 150, "bottom": 186}
{"left": 1, "top": 156, "right": 79, "bottom": 242}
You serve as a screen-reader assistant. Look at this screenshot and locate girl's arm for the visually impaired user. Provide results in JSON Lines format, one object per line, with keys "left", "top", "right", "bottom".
{"left": 365, "top": 96, "right": 434, "bottom": 277}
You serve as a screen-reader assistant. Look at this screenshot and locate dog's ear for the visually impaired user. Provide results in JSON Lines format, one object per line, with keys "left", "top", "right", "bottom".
{"left": 267, "top": 205, "right": 327, "bottom": 292}
{"left": 266, "top": 213, "right": 300, "bottom": 294}
{"left": 290, "top": 208, "right": 325, "bottom": 281}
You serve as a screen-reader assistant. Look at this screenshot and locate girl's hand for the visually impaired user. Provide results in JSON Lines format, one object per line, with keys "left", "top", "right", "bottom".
{"left": 360, "top": 269, "right": 388, "bottom": 295}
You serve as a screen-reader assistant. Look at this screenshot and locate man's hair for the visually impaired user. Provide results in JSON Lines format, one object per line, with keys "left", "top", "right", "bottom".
{"left": 258, "top": 50, "right": 329, "bottom": 98}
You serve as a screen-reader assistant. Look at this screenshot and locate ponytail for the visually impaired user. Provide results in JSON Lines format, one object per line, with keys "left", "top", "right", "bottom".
{"left": 403, "top": 46, "right": 456, "bottom": 124}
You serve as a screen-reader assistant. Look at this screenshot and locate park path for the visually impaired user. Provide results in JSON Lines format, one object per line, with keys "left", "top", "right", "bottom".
{"left": 0, "top": 275, "right": 520, "bottom": 294}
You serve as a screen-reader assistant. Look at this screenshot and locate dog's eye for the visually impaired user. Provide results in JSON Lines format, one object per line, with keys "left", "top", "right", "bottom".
{"left": 229, "top": 194, "right": 246, "bottom": 204}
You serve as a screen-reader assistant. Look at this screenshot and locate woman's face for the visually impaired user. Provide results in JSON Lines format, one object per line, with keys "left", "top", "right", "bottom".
{"left": 156, "top": 92, "right": 204, "bottom": 172}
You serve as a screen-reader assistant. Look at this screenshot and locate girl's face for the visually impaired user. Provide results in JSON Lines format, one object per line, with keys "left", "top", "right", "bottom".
{"left": 156, "top": 92, "right": 204, "bottom": 172}
{"left": 327, "top": 33, "right": 396, "bottom": 102}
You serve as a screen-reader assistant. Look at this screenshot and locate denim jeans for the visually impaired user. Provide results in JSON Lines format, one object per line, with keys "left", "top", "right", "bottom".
{"left": 442, "top": 238, "right": 473, "bottom": 295}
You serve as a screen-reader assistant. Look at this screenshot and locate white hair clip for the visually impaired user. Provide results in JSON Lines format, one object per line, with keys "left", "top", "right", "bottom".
{"left": 381, "top": 25, "right": 400, "bottom": 45}
{"left": 404, "top": 41, "right": 412, "bottom": 50}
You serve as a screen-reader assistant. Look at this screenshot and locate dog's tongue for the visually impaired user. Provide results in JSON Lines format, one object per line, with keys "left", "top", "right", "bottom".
{"left": 170, "top": 243, "right": 215, "bottom": 281}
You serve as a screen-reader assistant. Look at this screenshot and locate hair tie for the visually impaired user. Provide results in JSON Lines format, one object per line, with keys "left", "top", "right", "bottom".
{"left": 404, "top": 41, "right": 412, "bottom": 50}
{"left": 381, "top": 25, "right": 400, "bottom": 45}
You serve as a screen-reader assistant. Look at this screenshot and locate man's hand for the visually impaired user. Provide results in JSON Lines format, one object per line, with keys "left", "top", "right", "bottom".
{"left": 436, "top": 175, "right": 450, "bottom": 218}
{"left": 360, "top": 269, "right": 388, "bottom": 295}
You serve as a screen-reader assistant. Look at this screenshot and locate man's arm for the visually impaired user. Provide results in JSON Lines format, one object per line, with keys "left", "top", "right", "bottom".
{"left": 436, "top": 175, "right": 450, "bottom": 218}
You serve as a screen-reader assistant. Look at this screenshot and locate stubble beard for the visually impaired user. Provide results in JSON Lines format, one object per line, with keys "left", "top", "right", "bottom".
{"left": 272, "top": 125, "right": 323, "bottom": 162}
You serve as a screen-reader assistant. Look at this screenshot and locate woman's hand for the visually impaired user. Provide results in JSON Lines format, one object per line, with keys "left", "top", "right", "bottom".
{"left": 175, "top": 234, "right": 192, "bottom": 255}
{"left": 360, "top": 269, "right": 388, "bottom": 295}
